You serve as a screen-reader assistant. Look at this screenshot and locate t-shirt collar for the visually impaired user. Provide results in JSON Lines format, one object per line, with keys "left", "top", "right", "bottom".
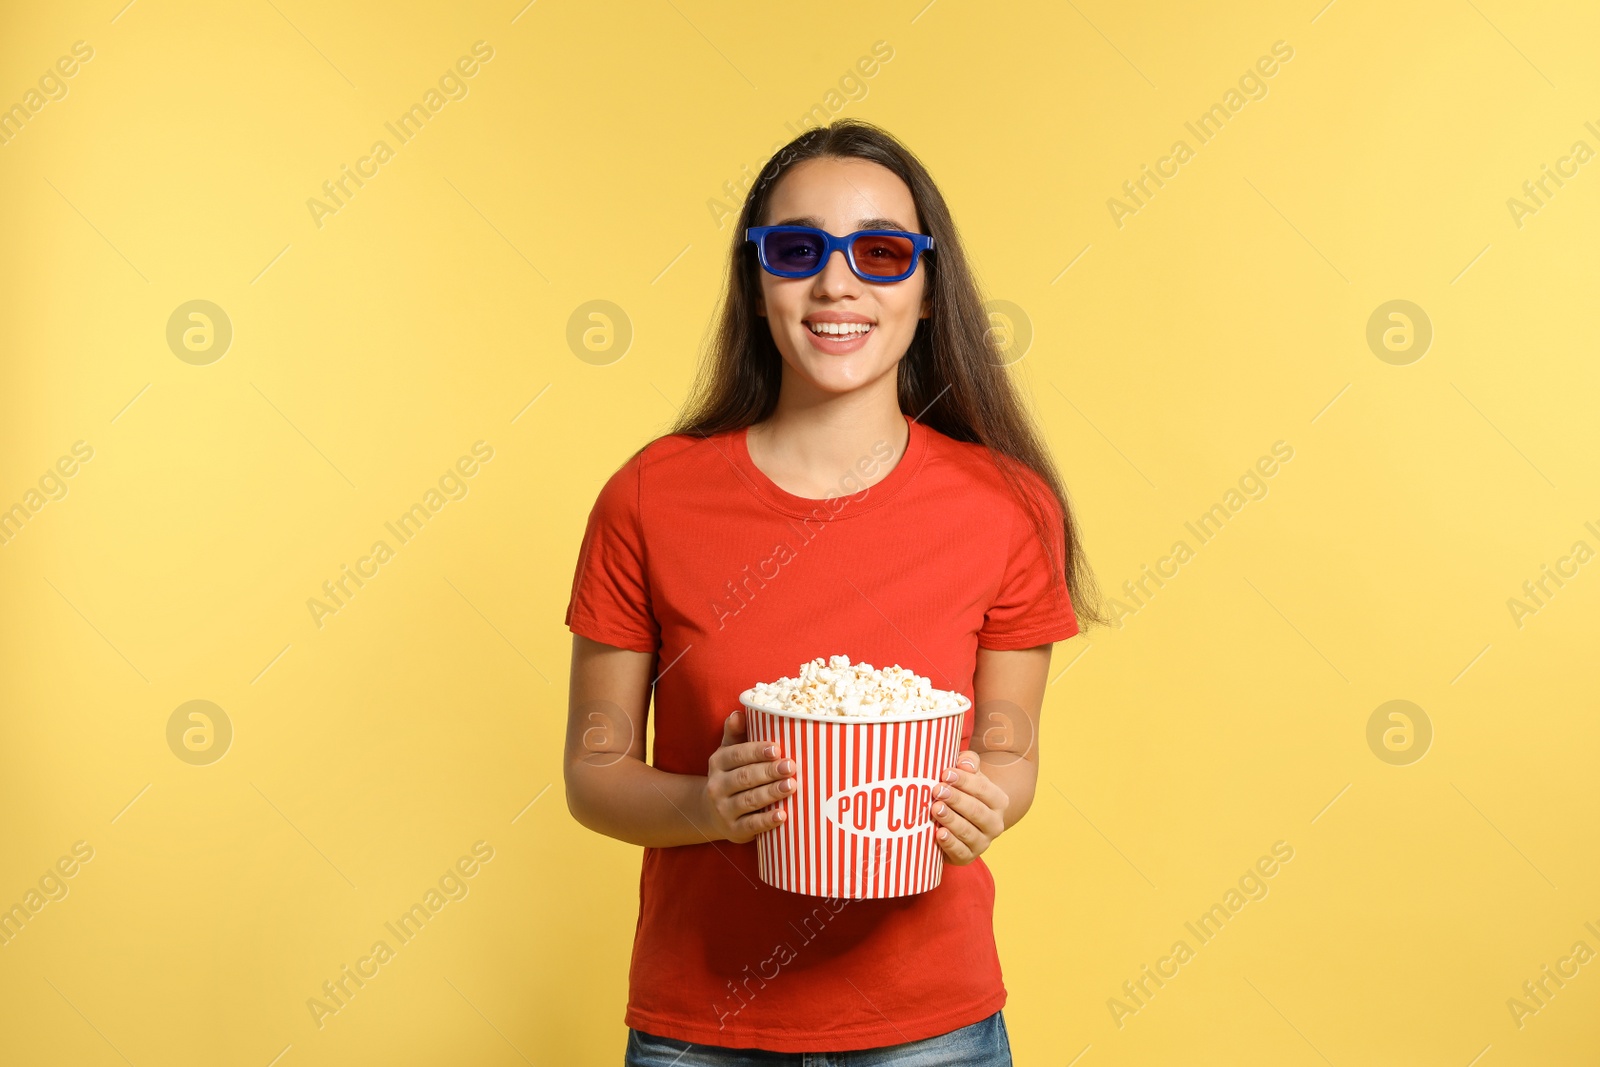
{"left": 730, "top": 412, "right": 927, "bottom": 520}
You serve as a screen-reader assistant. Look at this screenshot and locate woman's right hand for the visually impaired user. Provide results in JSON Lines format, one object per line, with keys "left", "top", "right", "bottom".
{"left": 702, "top": 709, "right": 798, "bottom": 843}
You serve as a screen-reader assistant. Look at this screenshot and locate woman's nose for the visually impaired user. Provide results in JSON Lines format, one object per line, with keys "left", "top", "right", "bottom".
{"left": 812, "top": 248, "right": 861, "bottom": 292}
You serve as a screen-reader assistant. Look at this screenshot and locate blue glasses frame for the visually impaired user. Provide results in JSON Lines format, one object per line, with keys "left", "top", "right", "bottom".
{"left": 746, "top": 225, "right": 935, "bottom": 283}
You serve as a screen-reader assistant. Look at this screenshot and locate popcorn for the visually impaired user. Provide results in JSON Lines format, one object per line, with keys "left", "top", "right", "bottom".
{"left": 746, "top": 654, "right": 964, "bottom": 719}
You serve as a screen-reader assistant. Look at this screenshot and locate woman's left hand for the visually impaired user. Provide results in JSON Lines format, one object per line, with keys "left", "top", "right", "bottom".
{"left": 931, "top": 750, "right": 1010, "bottom": 865}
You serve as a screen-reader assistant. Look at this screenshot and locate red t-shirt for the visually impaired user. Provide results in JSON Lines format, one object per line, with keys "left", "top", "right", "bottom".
{"left": 564, "top": 411, "right": 1079, "bottom": 1052}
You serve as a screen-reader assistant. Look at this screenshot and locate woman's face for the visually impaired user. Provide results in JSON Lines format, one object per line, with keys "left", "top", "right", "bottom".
{"left": 754, "top": 157, "right": 931, "bottom": 399}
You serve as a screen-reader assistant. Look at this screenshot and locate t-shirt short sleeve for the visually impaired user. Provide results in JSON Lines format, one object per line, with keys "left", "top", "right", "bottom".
{"left": 977, "top": 470, "right": 1081, "bottom": 650}
{"left": 565, "top": 452, "right": 661, "bottom": 655}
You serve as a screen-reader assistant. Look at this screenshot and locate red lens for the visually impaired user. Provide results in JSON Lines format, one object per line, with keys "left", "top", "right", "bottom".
{"left": 851, "top": 233, "right": 915, "bottom": 277}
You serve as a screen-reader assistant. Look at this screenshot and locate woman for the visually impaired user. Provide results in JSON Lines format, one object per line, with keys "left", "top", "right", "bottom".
{"left": 564, "top": 119, "right": 1105, "bottom": 1064}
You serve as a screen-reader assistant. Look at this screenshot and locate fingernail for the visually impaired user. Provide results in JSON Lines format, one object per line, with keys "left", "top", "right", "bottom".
{"left": 935, "top": 785, "right": 948, "bottom": 799}
{"left": 943, "top": 769, "right": 958, "bottom": 783}
{"left": 781, "top": 760, "right": 796, "bottom": 773}
{"left": 933, "top": 801, "right": 946, "bottom": 815}
{"left": 959, "top": 759, "right": 976, "bottom": 772}
{"left": 764, "top": 745, "right": 777, "bottom": 757}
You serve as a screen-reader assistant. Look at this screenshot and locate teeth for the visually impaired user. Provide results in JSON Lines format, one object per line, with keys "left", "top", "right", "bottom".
{"left": 808, "top": 321, "right": 873, "bottom": 336}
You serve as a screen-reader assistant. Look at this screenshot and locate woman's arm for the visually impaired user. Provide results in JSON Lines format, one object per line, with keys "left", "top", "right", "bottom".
{"left": 970, "top": 643, "right": 1053, "bottom": 831}
{"left": 564, "top": 634, "right": 795, "bottom": 848}
{"left": 930, "top": 643, "right": 1055, "bottom": 863}
{"left": 564, "top": 634, "right": 717, "bottom": 847}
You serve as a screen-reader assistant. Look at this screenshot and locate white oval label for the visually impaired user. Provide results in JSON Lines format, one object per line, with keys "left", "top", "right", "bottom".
{"left": 823, "top": 776, "right": 943, "bottom": 840}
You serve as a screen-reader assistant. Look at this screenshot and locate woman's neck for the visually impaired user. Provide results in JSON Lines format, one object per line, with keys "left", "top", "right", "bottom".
{"left": 747, "top": 375, "right": 909, "bottom": 498}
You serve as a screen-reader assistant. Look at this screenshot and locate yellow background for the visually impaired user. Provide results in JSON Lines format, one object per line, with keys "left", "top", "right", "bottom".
{"left": 2, "top": 0, "right": 1596, "bottom": 1063}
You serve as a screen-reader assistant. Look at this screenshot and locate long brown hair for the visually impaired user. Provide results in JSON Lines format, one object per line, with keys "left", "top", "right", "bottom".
{"left": 654, "top": 118, "right": 1106, "bottom": 630}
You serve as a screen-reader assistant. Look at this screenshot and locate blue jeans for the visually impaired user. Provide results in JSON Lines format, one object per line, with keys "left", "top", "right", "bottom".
{"left": 624, "top": 1009, "right": 1012, "bottom": 1066}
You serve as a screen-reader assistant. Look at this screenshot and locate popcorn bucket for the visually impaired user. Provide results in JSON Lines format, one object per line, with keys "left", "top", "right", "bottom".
{"left": 739, "top": 690, "right": 971, "bottom": 899}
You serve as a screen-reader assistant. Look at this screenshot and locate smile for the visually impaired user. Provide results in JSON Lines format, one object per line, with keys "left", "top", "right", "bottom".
{"left": 805, "top": 322, "right": 874, "bottom": 337}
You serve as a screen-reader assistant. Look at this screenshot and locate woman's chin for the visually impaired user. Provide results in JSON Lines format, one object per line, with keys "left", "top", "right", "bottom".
{"left": 785, "top": 355, "right": 895, "bottom": 397}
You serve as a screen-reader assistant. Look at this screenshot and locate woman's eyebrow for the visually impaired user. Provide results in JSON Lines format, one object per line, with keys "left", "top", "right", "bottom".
{"left": 772, "top": 215, "right": 915, "bottom": 232}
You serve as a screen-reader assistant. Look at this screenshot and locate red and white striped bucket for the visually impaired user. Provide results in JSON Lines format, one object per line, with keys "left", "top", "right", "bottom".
{"left": 740, "top": 691, "right": 970, "bottom": 899}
